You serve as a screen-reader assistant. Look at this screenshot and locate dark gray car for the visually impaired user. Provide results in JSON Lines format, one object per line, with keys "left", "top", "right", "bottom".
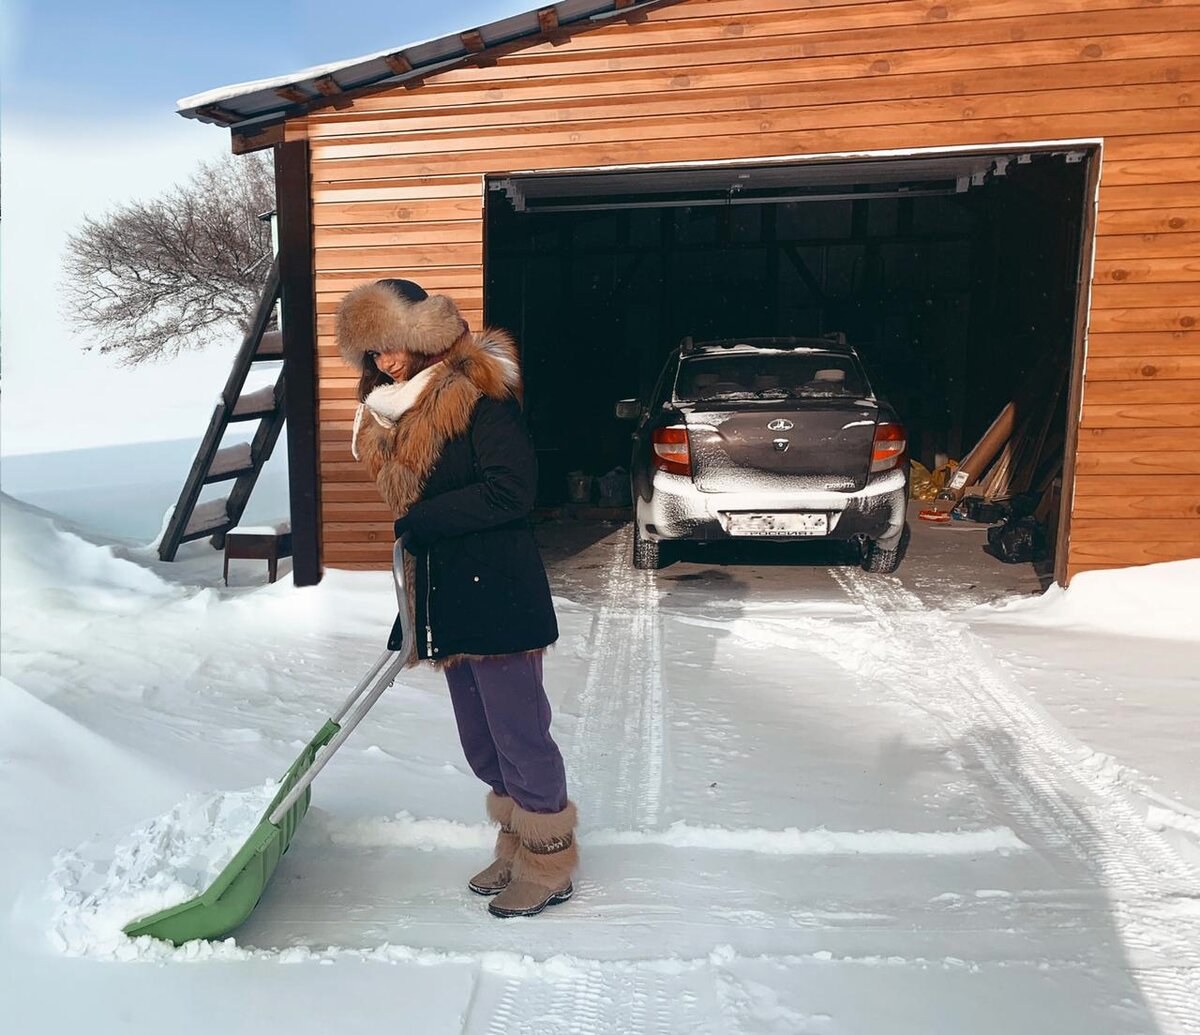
{"left": 616, "top": 337, "right": 909, "bottom": 571}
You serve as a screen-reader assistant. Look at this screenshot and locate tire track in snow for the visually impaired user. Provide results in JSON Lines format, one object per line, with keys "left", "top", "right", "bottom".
{"left": 826, "top": 568, "right": 1200, "bottom": 1035}
{"left": 464, "top": 959, "right": 724, "bottom": 1035}
{"left": 563, "top": 527, "right": 665, "bottom": 832}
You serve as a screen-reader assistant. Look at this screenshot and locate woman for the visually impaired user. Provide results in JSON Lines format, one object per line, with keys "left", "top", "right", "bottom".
{"left": 336, "top": 277, "right": 577, "bottom": 919}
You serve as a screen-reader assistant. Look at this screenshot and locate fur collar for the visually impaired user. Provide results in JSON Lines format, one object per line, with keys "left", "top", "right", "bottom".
{"left": 352, "top": 326, "right": 522, "bottom": 518}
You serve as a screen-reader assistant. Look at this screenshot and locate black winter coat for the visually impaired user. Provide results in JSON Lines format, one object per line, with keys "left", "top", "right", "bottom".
{"left": 387, "top": 395, "right": 558, "bottom": 663}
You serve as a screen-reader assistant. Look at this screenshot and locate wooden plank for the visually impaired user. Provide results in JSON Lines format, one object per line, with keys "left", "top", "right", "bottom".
{"left": 1105, "top": 132, "right": 1200, "bottom": 162}
{"left": 1091, "top": 282, "right": 1200, "bottom": 308}
{"left": 1095, "top": 231, "right": 1200, "bottom": 257}
{"left": 301, "top": 56, "right": 1200, "bottom": 140}
{"left": 1077, "top": 427, "right": 1199, "bottom": 450}
{"left": 312, "top": 179, "right": 483, "bottom": 202}
{"left": 322, "top": 511, "right": 392, "bottom": 526}
{"left": 312, "top": 198, "right": 483, "bottom": 225}
{"left": 276, "top": 86, "right": 310, "bottom": 105}
{"left": 308, "top": 83, "right": 1199, "bottom": 161}
{"left": 1101, "top": 156, "right": 1200, "bottom": 185}
{"left": 1096, "top": 209, "right": 1200, "bottom": 236}
{"left": 1073, "top": 449, "right": 1200, "bottom": 474}
{"left": 1081, "top": 402, "right": 1200, "bottom": 426}
{"left": 1093, "top": 257, "right": 1200, "bottom": 285}
{"left": 314, "top": 244, "right": 483, "bottom": 271}
{"left": 461, "top": 30, "right": 486, "bottom": 54}
{"left": 321, "top": 487, "right": 388, "bottom": 504}
{"left": 1087, "top": 331, "right": 1200, "bottom": 356}
{"left": 1072, "top": 494, "right": 1200, "bottom": 518}
{"left": 1072, "top": 518, "right": 1200, "bottom": 541}
{"left": 312, "top": 223, "right": 483, "bottom": 248}
{"left": 1066, "top": 539, "right": 1200, "bottom": 564}
{"left": 312, "top": 75, "right": 343, "bottom": 97}
{"left": 1099, "top": 183, "right": 1200, "bottom": 212}
{"left": 232, "top": 122, "right": 285, "bottom": 155}
{"left": 384, "top": 53, "right": 413, "bottom": 75}
{"left": 1083, "top": 378, "right": 1200, "bottom": 403}
{"left": 1075, "top": 473, "right": 1200, "bottom": 493}
{"left": 319, "top": 544, "right": 394, "bottom": 563}
{"left": 307, "top": 110, "right": 1194, "bottom": 180}
{"left": 316, "top": 266, "right": 483, "bottom": 292}
{"left": 1086, "top": 355, "right": 1200, "bottom": 380}
{"left": 1088, "top": 308, "right": 1200, "bottom": 333}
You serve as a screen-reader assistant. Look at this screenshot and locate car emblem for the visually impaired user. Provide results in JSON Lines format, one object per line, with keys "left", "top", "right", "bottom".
{"left": 767, "top": 419, "right": 794, "bottom": 431}
{"left": 773, "top": 438, "right": 790, "bottom": 453}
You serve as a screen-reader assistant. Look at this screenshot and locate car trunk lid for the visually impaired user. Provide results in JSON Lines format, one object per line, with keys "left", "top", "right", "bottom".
{"left": 686, "top": 402, "right": 879, "bottom": 492}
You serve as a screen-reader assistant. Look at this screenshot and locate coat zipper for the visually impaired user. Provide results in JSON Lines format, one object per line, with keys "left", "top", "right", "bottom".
{"left": 425, "top": 548, "right": 434, "bottom": 656}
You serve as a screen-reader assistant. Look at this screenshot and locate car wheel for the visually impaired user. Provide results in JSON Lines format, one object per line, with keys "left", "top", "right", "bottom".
{"left": 862, "top": 538, "right": 901, "bottom": 574}
{"left": 633, "top": 524, "right": 662, "bottom": 570}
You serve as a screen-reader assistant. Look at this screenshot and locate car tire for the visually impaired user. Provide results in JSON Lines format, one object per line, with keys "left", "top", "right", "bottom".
{"left": 633, "top": 524, "right": 662, "bottom": 570}
{"left": 862, "top": 538, "right": 901, "bottom": 574}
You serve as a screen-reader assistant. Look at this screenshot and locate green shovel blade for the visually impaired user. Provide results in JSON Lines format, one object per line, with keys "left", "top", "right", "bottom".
{"left": 122, "top": 719, "right": 341, "bottom": 946}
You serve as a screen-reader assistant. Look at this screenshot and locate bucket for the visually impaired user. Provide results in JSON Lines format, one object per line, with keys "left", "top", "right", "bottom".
{"left": 566, "top": 472, "right": 594, "bottom": 504}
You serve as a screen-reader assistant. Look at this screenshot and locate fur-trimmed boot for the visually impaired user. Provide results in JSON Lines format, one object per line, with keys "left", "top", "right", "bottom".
{"left": 488, "top": 800, "right": 578, "bottom": 918}
{"left": 468, "top": 791, "right": 519, "bottom": 896}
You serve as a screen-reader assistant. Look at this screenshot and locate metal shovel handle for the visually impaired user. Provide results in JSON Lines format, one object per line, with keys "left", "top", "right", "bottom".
{"left": 267, "top": 535, "right": 415, "bottom": 825}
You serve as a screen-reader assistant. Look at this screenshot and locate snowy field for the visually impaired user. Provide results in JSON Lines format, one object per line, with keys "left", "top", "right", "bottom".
{"left": 2, "top": 476, "right": 1199, "bottom": 1034}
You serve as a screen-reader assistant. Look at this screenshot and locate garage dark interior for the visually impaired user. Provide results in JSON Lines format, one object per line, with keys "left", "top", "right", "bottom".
{"left": 484, "top": 150, "right": 1090, "bottom": 513}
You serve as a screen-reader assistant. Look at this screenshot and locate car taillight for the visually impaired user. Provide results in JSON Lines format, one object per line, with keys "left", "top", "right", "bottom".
{"left": 652, "top": 426, "right": 691, "bottom": 476}
{"left": 871, "top": 422, "right": 906, "bottom": 473}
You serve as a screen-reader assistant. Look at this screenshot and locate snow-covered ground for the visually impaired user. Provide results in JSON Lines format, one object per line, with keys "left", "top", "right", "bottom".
{"left": 2, "top": 485, "right": 1198, "bottom": 1034}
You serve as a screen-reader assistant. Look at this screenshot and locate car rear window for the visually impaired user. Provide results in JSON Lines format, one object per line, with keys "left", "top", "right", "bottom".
{"left": 674, "top": 352, "right": 867, "bottom": 402}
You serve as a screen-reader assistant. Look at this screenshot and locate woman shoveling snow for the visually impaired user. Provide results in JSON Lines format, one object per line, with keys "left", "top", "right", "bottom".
{"left": 336, "top": 277, "right": 579, "bottom": 919}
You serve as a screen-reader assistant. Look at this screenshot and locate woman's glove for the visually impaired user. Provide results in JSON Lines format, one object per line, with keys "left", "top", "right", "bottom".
{"left": 393, "top": 515, "right": 420, "bottom": 552}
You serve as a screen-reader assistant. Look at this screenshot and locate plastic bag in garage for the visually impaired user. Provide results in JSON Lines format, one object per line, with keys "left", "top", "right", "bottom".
{"left": 910, "top": 460, "right": 960, "bottom": 501}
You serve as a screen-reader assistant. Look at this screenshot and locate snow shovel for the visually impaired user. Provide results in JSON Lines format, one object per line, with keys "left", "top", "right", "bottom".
{"left": 123, "top": 536, "right": 415, "bottom": 946}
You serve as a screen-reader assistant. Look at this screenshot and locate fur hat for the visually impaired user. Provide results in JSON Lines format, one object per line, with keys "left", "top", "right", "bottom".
{"left": 335, "top": 278, "right": 465, "bottom": 369}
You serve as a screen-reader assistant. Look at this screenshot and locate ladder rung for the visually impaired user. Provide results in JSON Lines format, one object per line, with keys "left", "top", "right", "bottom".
{"left": 253, "top": 329, "right": 283, "bottom": 361}
{"left": 204, "top": 465, "right": 255, "bottom": 484}
{"left": 209, "top": 442, "right": 253, "bottom": 478}
{"left": 185, "top": 497, "right": 230, "bottom": 538}
{"left": 228, "top": 409, "right": 277, "bottom": 423}
{"left": 231, "top": 384, "right": 280, "bottom": 420}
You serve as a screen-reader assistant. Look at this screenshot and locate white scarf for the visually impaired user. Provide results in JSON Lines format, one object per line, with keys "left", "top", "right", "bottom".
{"left": 350, "top": 362, "right": 443, "bottom": 461}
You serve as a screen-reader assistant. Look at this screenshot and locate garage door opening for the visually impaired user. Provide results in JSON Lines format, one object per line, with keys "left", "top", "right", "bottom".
{"left": 484, "top": 146, "right": 1095, "bottom": 572}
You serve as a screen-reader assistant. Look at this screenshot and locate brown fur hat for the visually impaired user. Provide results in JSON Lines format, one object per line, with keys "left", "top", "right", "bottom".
{"left": 335, "top": 278, "right": 465, "bottom": 369}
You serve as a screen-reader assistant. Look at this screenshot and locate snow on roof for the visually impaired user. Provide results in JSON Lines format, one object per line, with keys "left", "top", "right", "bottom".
{"left": 177, "top": 1, "right": 664, "bottom": 129}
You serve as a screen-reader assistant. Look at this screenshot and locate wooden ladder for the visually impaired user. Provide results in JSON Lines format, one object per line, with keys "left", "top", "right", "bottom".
{"left": 158, "top": 258, "right": 286, "bottom": 561}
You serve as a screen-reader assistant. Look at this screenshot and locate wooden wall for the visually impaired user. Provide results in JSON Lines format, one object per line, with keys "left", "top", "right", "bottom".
{"left": 286, "top": 0, "right": 1200, "bottom": 578}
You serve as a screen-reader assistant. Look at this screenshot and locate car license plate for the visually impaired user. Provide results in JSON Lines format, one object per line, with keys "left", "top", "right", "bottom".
{"left": 726, "top": 512, "right": 828, "bottom": 537}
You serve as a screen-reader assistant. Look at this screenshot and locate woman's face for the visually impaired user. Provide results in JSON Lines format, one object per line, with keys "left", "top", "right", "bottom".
{"left": 370, "top": 349, "right": 409, "bottom": 381}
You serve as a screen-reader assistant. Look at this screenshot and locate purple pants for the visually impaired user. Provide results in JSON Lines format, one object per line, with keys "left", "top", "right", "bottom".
{"left": 443, "top": 651, "right": 569, "bottom": 814}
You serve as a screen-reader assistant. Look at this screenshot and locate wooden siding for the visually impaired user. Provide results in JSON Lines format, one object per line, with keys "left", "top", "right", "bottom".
{"left": 288, "top": 0, "right": 1200, "bottom": 577}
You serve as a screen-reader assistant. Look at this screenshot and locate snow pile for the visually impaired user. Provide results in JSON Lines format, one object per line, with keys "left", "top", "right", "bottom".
{"left": 0, "top": 491, "right": 178, "bottom": 609}
{"left": 47, "top": 781, "right": 279, "bottom": 959}
{"left": 974, "top": 558, "right": 1200, "bottom": 641}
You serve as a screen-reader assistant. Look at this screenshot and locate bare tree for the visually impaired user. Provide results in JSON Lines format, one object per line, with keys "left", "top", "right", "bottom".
{"left": 62, "top": 152, "right": 276, "bottom": 365}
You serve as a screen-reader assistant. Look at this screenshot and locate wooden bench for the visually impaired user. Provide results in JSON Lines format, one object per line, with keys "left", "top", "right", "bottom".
{"left": 223, "top": 524, "right": 293, "bottom": 585}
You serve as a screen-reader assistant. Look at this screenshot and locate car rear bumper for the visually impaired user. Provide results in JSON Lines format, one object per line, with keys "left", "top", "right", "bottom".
{"left": 639, "top": 467, "right": 908, "bottom": 547}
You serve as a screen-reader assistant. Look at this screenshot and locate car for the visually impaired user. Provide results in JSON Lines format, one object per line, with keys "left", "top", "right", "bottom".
{"left": 615, "top": 336, "right": 910, "bottom": 572}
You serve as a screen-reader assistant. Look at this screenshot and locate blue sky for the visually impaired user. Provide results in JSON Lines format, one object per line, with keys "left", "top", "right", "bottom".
{"left": 3, "top": 0, "right": 538, "bottom": 125}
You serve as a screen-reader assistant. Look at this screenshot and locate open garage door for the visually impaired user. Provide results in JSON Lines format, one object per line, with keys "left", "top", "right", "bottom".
{"left": 484, "top": 145, "right": 1095, "bottom": 573}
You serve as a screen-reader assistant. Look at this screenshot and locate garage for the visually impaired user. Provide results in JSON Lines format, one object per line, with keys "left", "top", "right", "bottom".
{"left": 484, "top": 146, "right": 1092, "bottom": 574}
{"left": 175, "top": 0, "right": 1200, "bottom": 586}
